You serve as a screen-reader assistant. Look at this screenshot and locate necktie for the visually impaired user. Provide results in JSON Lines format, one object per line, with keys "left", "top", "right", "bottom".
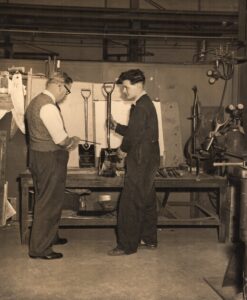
{"left": 56, "top": 103, "right": 61, "bottom": 111}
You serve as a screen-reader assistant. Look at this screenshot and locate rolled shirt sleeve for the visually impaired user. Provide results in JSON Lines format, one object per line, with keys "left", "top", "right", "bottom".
{"left": 40, "top": 104, "right": 68, "bottom": 144}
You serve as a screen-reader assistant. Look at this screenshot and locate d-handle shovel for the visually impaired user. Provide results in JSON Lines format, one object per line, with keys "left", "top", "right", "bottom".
{"left": 102, "top": 82, "right": 115, "bottom": 150}
{"left": 99, "top": 82, "right": 118, "bottom": 176}
{"left": 79, "top": 88, "right": 96, "bottom": 168}
{"left": 81, "top": 89, "right": 91, "bottom": 150}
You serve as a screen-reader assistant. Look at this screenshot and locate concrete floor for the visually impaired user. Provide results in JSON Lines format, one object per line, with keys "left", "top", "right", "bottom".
{"left": 0, "top": 223, "right": 240, "bottom": 300}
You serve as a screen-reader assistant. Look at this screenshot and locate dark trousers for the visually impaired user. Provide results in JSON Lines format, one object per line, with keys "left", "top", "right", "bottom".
{"left": 29, "top": 150, "right": 68, "bottom": 256}
{"left": 117, "top": 143, "right": 160, "bottom": 254}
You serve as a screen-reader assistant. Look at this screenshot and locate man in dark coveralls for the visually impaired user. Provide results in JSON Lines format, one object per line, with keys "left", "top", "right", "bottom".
{"left": 108, "top": 69, "right": 160, "bottom": 256}
{"left": 25, "top": 71, "right": 80, "bottom": 260}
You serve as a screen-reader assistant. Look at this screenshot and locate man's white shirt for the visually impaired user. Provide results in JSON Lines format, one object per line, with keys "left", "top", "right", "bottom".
{"left": 39, "top": 90, "right": 68, "bottom": 144}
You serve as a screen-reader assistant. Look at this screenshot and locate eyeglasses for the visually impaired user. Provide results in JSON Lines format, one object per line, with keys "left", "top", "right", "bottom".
{"left": 64, "top": 85, "right": 71, "bottom": 95}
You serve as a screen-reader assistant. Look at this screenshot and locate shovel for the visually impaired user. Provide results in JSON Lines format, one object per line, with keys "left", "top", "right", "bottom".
{"left": 98, "top": 82, "right": 118, "bottom": 177}
{"left": 79, "top": 88, "right": 96, "bottom": 168}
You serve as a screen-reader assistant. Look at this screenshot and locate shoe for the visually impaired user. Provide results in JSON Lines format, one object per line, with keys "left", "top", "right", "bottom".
{"left": 53, "top": 238, "right": 68, "bottom": 245}
{"left": 139, "top": 240, "right": 157, "bottom": 250}
{"left": 108, "top": 247, "right": 127, "bottom": 256}
{"left": 29, "top": 251, "right": 63, "bottom": 260}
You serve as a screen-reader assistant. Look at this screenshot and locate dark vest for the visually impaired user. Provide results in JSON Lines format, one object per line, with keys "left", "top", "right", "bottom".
{"left": 25, "top": 93, "right": 62, "bottom": 151}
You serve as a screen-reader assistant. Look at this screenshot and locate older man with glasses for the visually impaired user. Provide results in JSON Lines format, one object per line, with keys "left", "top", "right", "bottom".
{"left": 25, "top": 71, "right": 80, "bottom": 260}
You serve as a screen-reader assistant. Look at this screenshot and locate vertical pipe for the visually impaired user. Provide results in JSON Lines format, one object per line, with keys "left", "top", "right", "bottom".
{"left": 240, "top": 172, "right": 247, "bottom": 295}
{"left": 238, "top": 0, "right": 247, "bottom": 57}
{"left": 198, "top": 0, "right": 201, "bottom": 11}
{"left": 240, "top": 176, "right": 247, "bottom": 244}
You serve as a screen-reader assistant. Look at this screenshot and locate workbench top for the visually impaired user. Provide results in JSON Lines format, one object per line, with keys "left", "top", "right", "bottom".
{"left": 19, "top": 168, "right": 227, "bottom": 189}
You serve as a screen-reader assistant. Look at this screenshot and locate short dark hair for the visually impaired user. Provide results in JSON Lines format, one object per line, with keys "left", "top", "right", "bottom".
{"left": 116, "top": 69, "right": 145, "bottom": 84}
{"left": 47, "top": 71, "right": 73, "bottom": 86}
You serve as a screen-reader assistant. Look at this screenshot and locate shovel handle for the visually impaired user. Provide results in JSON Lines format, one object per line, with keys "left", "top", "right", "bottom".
{"left": 102, "top": 82, "right": 115, "bottom": 149}
{"left": 81, "top": 89, "right": 91, "bottom": 100}
{"left": 80, "top": 89, "right": 91, "bottom": 141}
{"left": 102, "top": 82, "right": 115, "bottom": 95}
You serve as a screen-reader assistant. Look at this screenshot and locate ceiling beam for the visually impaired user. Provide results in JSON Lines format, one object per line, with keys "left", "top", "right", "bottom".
{"left": 0, "top": 3, "right": 238, "bottom": 24}
{"left": 0, "top": 3, "right": 240, "bottom": 61}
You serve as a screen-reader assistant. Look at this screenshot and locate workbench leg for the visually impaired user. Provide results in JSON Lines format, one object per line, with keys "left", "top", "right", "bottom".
{"left": 190, "top": 192, "right": 200, "bottom": 218}
{"left": 20, "top": 184, "right": 30, "bottom": 244}
{"left": 218, "top": 186, "right": 227, "bottom": 243}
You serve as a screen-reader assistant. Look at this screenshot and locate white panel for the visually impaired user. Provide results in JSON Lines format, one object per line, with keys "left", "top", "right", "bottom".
{"left": 162, "top": 102, "right": 183, "bottom": 167}
{"left": 29, "top": 77, "right": 46, "bottom": 101}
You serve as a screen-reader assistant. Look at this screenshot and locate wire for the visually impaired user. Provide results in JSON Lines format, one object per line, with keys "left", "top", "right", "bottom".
{"left": 144, "top": 0, "right": 166, "bottom": 10}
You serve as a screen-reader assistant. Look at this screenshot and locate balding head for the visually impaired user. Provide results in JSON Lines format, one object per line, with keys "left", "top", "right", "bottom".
{"left": 46, "top": 71, "right": 73, "bottom": 87}
{"left": 46, "top": 71, "right": 73, "bottom": 103}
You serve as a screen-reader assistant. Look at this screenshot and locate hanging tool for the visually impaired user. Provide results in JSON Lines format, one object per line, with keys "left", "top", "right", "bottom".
{"left": 98, "top": 82, "right": 118, "bottom": 177}
{"left": 184, "top": 86, "right": 202, "bottom": 168}
{"left": 204, "top": 118, "right": 229, "bottom": 151}
{"left": 191, "top": 86, "right": 200, "bottom": 155}
{"left": 78, "top": 88, "right": 96, "bottom": 168}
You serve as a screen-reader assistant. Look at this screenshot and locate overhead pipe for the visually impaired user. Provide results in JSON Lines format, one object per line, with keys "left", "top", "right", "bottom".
{"left": 0, "top": 28, "right": 237, "bottom": 40}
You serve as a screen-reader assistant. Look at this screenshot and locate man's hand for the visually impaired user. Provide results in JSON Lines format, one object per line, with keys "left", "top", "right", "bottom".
{"left": 67, "top": 136, "right": 81, "bottom": 151}
{"left": 116, "top": 147, "right": 127, "bottom": 160}
{"left": 108, "top": 114, "right": 117, "bottom": 130}
{"left": 59, "top": 136, "right": 81, "bottom": 151}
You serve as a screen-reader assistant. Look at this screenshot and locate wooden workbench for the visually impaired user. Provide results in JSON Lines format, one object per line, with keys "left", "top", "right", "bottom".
{"left": 19, "top": 168, "right": 228, "bottom": 244}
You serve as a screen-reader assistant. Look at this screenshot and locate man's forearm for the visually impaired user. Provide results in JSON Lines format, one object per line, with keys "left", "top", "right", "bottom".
{"left": 115, "top": 123, "right": 128, "bottom": 136}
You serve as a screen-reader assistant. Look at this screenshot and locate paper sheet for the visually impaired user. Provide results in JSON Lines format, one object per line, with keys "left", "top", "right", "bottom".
{"left": 10, "top": 73, "right": 26, "bottom": 134}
